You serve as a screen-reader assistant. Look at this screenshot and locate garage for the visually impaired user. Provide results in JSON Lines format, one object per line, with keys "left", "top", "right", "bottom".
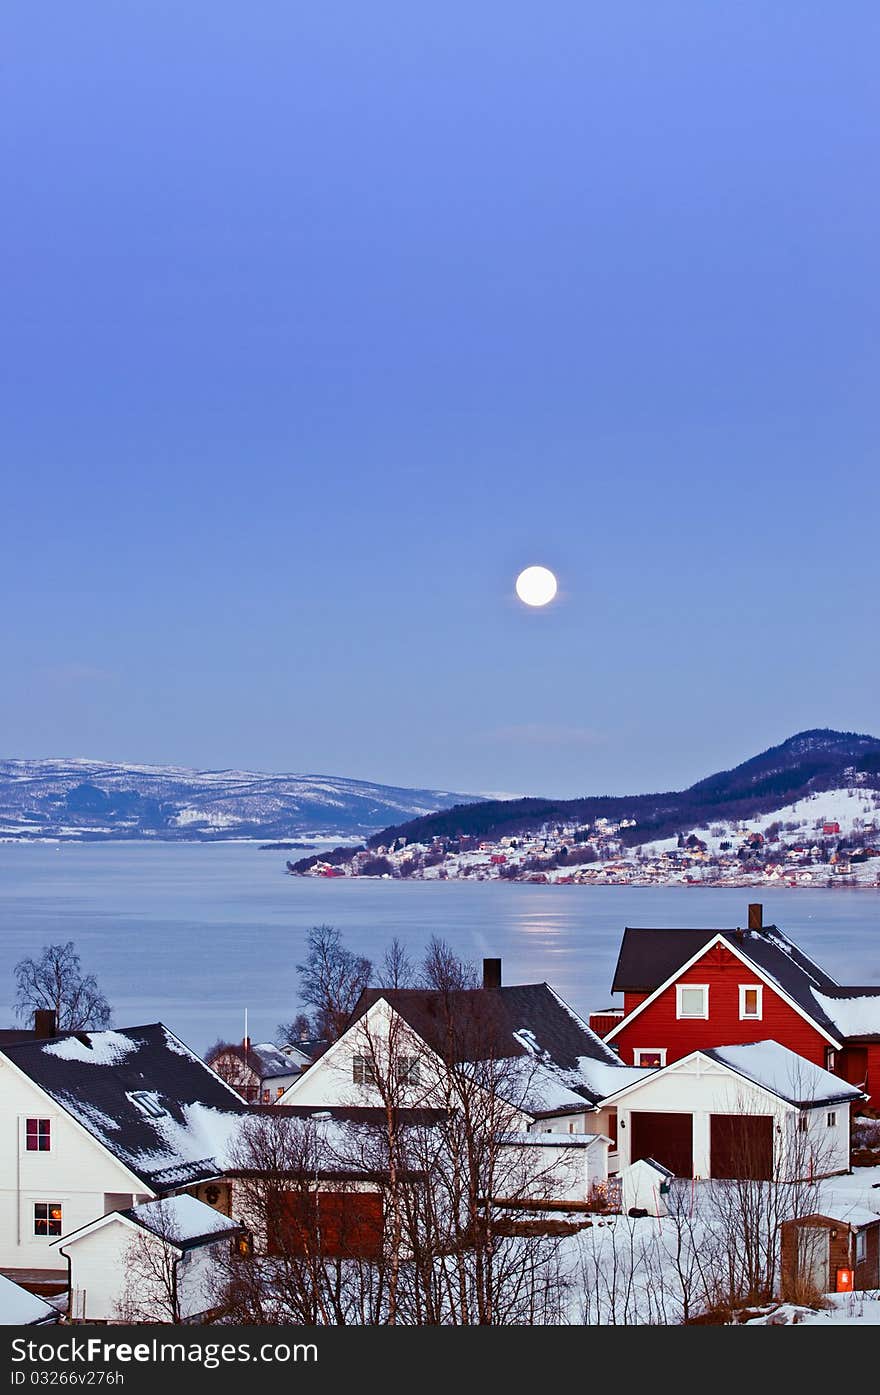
{"left": 629, "top": 1111, "right": 693, "bottom": 1177}
{"left": 710, "top": 1113, "right": 774, "bottom": 1180}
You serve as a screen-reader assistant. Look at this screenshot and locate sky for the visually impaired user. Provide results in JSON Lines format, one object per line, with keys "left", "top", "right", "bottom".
{"left": 2, "top": 3, "right": 878, "bottom": 800}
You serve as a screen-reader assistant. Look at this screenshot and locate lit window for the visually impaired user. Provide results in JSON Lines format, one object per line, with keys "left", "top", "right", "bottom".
{"left": 739, "top": 985, "right": 763, "bottom": 1020}
{"left": 26, "top": 1119, "right": 51, "bottom": 1152}
{"left": 276, "top": 1087, "right": 285, "bottom": 1099}
{"left": 352, "top": 1055, "right": 376, "bottom": 1086}
{"left": 262, "top": 1089, "right": 271, "bottom": 1104}
{"left": 634, "top": 1049, "right": 666, "bottom": 1068}
{"left": 34, "top": 1203, "right": 62, "bottom": 1237}
{"left": 676, "top": 985, "right": 709, "bottom": 1019}
{"left": 826, "top": 1112, "right": 837, "bottom": 1128}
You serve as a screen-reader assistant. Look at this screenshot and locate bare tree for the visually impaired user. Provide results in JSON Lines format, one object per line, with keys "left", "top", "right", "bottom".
{"left": 14, "top": 941, "right": 111, "bottom": 1031}
{"left": 419, "top": 936, "right": 478, "bottom": 992}
{"left": 295, "top": 925, "right": 372, "bottom": 1041}
{"left": 380, "top": 937, "right": 415, "bottom": 989}
{"left": 115, "top": 1202, "right": 186, "bottom": 1323}
{"left": 276, "top": 1013, "right": 313, "bottom": 1048}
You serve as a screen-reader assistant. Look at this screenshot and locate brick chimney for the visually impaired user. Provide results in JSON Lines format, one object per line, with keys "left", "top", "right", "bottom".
{"left": 483, "top": 958, "right": 502, "bottom": 990}
{"left": 34, "top": 1009, "right": 58, "bottom": 1039}
{"left": 748, "top": 902, "right": 763, "bottom": 933}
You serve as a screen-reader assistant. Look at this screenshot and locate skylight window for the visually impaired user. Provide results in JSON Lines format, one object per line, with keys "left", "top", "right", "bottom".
{"left": 128, "top": 1090, "right": 167, "bottom": 1119}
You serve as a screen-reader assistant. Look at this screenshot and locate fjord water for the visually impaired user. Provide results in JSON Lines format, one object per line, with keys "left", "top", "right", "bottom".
{"left": 0, "top": 842, "right": 878, "bottom": 1055}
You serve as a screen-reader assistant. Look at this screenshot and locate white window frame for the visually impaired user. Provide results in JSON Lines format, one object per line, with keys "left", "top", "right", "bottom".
{"left": 676, "top": 984, "right": 709, "bottom": 1020}
{"left": 352, "top": 1055, "right": 376, "bottom": 1086}
{"left": 24, "top": 1118, "right": 52, "bottom": 1153}
{"left": 33, "top": 1202, "right": 63, "bottom": 1239}
{"left": 633, "top": 1048, "right": 667, "bottom": 1068}
{"left": 826, "top": 1111, "right": 837, "bottom": 1128}
{"left": 739, "top": 984, "right": 763, "bottom": 1020}
{"left": 855, "top": 1229, "right": 866, "bottom": 1263}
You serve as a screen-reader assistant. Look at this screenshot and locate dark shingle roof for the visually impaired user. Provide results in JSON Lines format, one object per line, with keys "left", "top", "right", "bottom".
{"left": 0, "top": 1024, "right": 247, "bottom": 1191}
{"left": 352, "top": 984, "right": 620, "bottom": 1072}
{"left": 611, "top": 924, "right": 846, "bottom": 1038}
{"left": 209, "top": 1041, "right": 308, "bottom": 1081}
{"left": 348, "top": 983, "right": 636, "bottom": 1110}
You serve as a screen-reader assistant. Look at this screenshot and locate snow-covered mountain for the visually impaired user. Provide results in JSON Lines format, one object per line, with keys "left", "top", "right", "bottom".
{"left": 0, "top": 758, "right": 483, "bottom": 842}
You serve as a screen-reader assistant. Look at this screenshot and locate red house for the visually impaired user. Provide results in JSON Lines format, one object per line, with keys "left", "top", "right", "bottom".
{"left": 593, "top": 903, "right": 880, "bottom": 1105}
{"left": 823, "top": 822, "right": 841, "bottom": 835}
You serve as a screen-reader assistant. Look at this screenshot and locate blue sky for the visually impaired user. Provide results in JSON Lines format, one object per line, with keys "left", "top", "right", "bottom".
{"left": 3, "top": 3, "right": 878, "bottom": 799}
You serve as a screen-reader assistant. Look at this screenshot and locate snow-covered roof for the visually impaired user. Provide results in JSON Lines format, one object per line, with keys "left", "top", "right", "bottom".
{"left": 515, "top": 1056, "right": 650, "bottom": 1117}
{"left": 0, "top": 1274, "right": 59, "bottom": 1325}
{"left": 350, "top": 982, "right": 645, "bottom": 1113}
{"left": 123, "top": 1194, "right": 242, "bottom": 1249}
{"left": 504, "top": 1132, "right": 608, "bottom": 1148}
{"left": 0, "top": 1024, "right": 249, "bottom": 1190}
{"left": 811, "top": 988, "right": 880, "bottom": 1041}
{"left": 705, "top": 1041, "right": 864, "bottom": 1108}
{"left": 799, "top": 1201, "right": 880, "bottom": 1229}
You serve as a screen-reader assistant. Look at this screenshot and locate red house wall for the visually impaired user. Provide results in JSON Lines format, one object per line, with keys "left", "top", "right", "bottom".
{"left": 610, "top": 942, "right": 832, "bottom": 1068}
{"left": 864, "top": 1044, "right": 880, "bottom": 1107}
{"left": 623, "top": 992, "right": 648, "bottom": 1017}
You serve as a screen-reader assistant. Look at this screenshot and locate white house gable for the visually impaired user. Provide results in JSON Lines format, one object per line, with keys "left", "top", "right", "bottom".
{"left": 0, "top": 1055, "right": 152, "bottom": 1273}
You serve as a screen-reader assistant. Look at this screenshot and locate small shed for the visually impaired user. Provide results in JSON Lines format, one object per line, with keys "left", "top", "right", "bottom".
{"left": 57, "top": 1194, "right": 245, "bottom": 1323}
{"left": 780, "top": 1206, "right": 880, "bottom": 1299}
{"left": 620, "top": 1157, "right": 674, "bottom": 1217}
{"left": 499, "top": 1133, "right": 611, "bottom": 1206}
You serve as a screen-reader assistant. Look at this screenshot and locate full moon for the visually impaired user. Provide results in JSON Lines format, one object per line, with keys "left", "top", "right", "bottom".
{"left": 515, "top": 565, "right": 558, "bottom": 607}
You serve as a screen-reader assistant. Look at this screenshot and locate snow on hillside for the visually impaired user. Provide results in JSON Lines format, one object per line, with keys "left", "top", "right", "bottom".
{"left": 0, "top": 758, "right": 482, "bottom": 842}
{"left": 642, "top": 785, "right": 880, "bottom": 859}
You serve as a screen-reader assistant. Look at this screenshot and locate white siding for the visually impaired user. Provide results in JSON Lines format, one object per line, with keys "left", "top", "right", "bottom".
{"left": 63, "top": 1219, "right": 228, "bottom": 1322}
{"left": 0, "top": 1057, "right": 152, "bottom": 1273}
{"left": 611, "top": 1055, "right": 851, "bottom": 1178}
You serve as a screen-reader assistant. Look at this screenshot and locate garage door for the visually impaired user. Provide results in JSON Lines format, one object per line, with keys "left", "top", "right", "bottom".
{"left": 711, "top": 1114, "right": 774, "bottom": 1180}
{"left": 629, "top": 1111, "right": 693, "bottom": 1177}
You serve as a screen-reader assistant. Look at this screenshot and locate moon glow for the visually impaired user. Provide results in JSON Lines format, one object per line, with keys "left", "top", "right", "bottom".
{"left": 515, "top": 566, "right": 558, "bottom": 607}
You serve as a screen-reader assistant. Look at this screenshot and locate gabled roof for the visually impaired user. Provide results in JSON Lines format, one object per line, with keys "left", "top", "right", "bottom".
{"left": 212, "top": 1041, "right": 309, "bottom": 1080}
{"left": 121, "top": 1195, "right": 243, "bottom": 1250}
{"left": 349, "top": 983, "right": 644, "bottom": 1111}
{"left": 610, "top": 924, "right": 847, "bottom": 1041}
{"left": 0, "top": 1024, "right": 248, "bottom": 1191}
{"left": 598, "top": 1040, "right": 865, "bottom": 1110}
{"left": 703, "top": 1042, "right": 865, "bottom": 1108}
{"left": 56, "top": 1194, "right": 243, "bottom": 1254}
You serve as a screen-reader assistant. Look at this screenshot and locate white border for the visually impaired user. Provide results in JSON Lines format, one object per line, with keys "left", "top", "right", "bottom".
{"left": 605, "top": 934, "right": 842, "bottom": 1049}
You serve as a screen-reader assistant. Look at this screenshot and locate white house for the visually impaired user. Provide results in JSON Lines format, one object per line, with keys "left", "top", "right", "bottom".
{"left": 281, "top": 963, "right": 644, "bottom": 1129}
{"left": 598, "top": 1041, "right": 864, "bottom": 1180}
{"left": 0, "top": 1024, "right": 247, "bottom": 1280}
{"left": 57, "top": 1194, "right": 245, "bottom": 1323}
{"left": 206, "top": 1040, "right": 311, "bottom": 1104}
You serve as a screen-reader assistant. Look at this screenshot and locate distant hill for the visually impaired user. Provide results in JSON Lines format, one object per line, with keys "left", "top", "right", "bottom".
{"left": 0, "top": 758, "right": 484, "bottom": 842}
{"left": 363, "top": 729, "right": 880, "bottom": 851}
